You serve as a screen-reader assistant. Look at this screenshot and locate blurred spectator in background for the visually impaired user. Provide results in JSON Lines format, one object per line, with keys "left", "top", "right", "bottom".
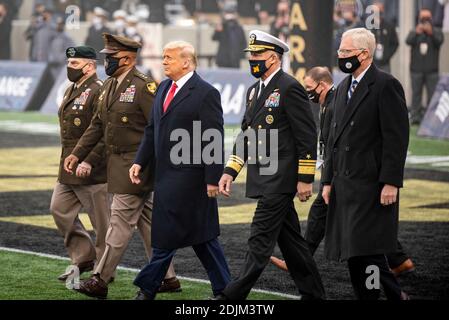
{"left": 25, "top": 6, "right": 57, "bottom": 62}
{"left": 270, "top": 0, "right": 289, "bottom": 42}
{"left": 406, "top": 8, "right": 444, "bottom": 125}
{"left": 2, "top": 0, "right": 22, "bottom": 19}
{"left": 369, "top": 1, "right": 399, "bottom": 73}
{"left": 125, "top": 15, "right": 143, "bottom": 64}
{"left": 0, "top": 1, "right": 13, "bottom": 60}
{"left": 415, "top": 0, "right": 445, "bottom": 28}
{"left": 444, "top": 0, "right": 449, "bottom": 31}
{"left": 141, "top": 0, "right": 167, "bottom": 24}
{"left": 85, "top": 7, "right": 112, "bottom": 55}
{"left": 334, "top": 8, "right": 362, "bottom": 66}
{"left": 253, "top": 0, "right": 278, "bottom": 25}
{"left": 361, "top": 0, "right": 399, "bottom": 26}
{"left": 212, "top": 2, "right": 246, "bottom": 68}
{"left": 112, "top": 9, "right": 127, "bottom": 36}
{"left": 48, "top": 16, "right": 75, "bottom": 79}
{"left": 270, "top": 0, "right": 290, "bottom": 71}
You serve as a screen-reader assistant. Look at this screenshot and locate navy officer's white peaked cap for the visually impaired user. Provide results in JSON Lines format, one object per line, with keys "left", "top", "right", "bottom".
{"left": 244, "top": 30, "right": 290, "bottom": 54}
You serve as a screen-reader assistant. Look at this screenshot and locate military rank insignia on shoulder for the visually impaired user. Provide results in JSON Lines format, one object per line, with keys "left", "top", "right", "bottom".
{"left": 135, "top": 71, "right": 149, "bottom": 81}
{"left": 147, "top": 81, "right": 157, "bottom": 95}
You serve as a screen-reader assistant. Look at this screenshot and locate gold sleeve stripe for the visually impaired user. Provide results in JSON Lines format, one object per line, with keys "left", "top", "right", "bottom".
{"left": 299, "top": 160, "right": 317, "bottom": 164}
{"left": 298, "top": 166, "right": 316, "bottom": 175}
{"left": 226, "top": 161, "right": 243, "bottom": 173}
{"left": 300, "top": 164, "right": 316, "bottom": 168}
{"left": 230, "top": 155, "right": 245, "bottom": 165}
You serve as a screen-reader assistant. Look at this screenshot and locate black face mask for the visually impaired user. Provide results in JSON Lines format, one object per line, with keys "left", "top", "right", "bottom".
{"left": 307, "top": 83, "right": 321, "bottom": 104}
{"left": 67, "top": 64, "right": 87, "bottom": 83}
{"left": 249, "top": 59, "right": 270, "bottom": 78}
{"left": 105, "top": 55, "right": 124, "bottom": 76}
{"left": 338, "top": 53, "right": 361, "bottom": 74}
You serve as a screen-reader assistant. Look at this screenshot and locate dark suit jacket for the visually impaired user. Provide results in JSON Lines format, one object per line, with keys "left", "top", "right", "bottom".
{"left": 135, "top": 71, "right": 224, "bottom": 249}
{"left": 322, "top": 64, "right": 410, "bottom": 261}
{"left": 224, "top": 70, "right": 318, "bottom": 198}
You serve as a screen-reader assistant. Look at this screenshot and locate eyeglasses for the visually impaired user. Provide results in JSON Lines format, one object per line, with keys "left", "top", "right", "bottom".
{"left": 337, "top": 48, "right": 366, "bottom": 56}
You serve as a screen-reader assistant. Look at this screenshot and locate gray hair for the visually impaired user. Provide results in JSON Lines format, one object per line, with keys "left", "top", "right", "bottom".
{"left": 342, "top": 27, "right": 376, "bottom": 58}
{"left": 164, "top": 41, "right": 197, "bottom": 67}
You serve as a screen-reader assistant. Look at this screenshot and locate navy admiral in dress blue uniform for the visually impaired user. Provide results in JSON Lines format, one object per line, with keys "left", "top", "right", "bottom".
{"left": 218, "top": 30, "right": 325, "bottom": 300}
{"left": 129, "top": 41, "right": 231, "bottom": 300}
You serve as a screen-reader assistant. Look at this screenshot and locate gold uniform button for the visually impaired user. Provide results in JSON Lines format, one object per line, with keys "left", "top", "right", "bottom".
{"left": 73, "top": 118, "right": 81, "bottom": 126}
{"left": 258, "top": 140, "right": 262, "bottom": 145}
{"left": 259, "top": 156, "right": 263, "bottom": 160}
{"left": 269, "top": 108, "right": 272, "bottom": 112}
{"left": 121, "top": 116, "right": 128, "bottom": 123}
{"left": 265, "top": 115, "right": 274, "bottom": 125}
{"left": 247, "top": 141, "right": 251, "bottom": 145}
{"left": 248, "top": 126, "right": 251, "bottom": 129}
{"left": 248, "top": 156, "right": 252, "bottom": 161}
{"left": 258, "top": 125, "right": 262, "bottom": 129}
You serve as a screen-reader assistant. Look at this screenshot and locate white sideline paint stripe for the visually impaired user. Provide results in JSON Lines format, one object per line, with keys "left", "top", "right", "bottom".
{"left": 0, "top": 246, "right": 300, "bottom": 300}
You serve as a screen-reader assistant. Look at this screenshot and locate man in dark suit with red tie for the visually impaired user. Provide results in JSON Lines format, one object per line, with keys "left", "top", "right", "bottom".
{"left": 129, "top": 41, "right": 231, "bottom": 300}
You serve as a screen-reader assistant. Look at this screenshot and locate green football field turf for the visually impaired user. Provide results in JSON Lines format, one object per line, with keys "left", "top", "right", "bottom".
{"left": 0, "top": 249, "right": 289, "bottom": 300}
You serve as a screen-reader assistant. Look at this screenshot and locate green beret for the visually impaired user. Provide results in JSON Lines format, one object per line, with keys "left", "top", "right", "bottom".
{"left": 66, "top": 46, "right": 97, "bottom": 59}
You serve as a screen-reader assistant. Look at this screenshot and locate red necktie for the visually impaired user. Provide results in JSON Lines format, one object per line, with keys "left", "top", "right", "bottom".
{"left": 163, "top": 82, "right": 178, "bottom": 113}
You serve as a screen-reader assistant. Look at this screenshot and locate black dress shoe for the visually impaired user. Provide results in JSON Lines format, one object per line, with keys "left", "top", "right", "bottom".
{"left": 135, "top": 290, "right": 153, "bottom": 300}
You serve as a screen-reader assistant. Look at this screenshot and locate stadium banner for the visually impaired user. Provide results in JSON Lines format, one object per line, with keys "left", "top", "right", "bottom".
{"left": 418, "top": 74, "right": 449, "bottom": 140}
{"left": 289, "top": 0, "right": 334, "bottom": 83}
{"left": 0, "top": 61, "right": 48, "bottom": 111}
{"left": 197, "top": 68, "right": 254, "bottom": 125}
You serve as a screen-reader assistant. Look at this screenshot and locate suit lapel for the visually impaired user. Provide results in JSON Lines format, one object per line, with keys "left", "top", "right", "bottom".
{"left": 250, "top": 70, "right": 283, "bottom": 123}
{"left": 161, "top": 72, "right": 199, "bottom": 120}
{"left": 334, "top": 65, "right": 376, "bottom": 143}
{"left": 109, "top": 67, "right": 136, "bottom": 106}
{"left": 244, "top": 82, "right": 260, "bottom": 123}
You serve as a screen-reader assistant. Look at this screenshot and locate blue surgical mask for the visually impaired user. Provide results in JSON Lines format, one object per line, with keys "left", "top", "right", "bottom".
{"left": 249, "top": 59, "right": 269, "bottom": 78}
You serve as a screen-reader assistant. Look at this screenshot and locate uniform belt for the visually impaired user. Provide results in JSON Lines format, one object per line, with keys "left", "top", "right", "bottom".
{"left": 109, "top": 144, "right": 141, "bottom": 154}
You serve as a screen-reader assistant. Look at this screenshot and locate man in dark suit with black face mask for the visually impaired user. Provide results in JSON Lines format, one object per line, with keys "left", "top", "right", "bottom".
{"left": 322, "top": 27, "right": 410, "bottom": 300}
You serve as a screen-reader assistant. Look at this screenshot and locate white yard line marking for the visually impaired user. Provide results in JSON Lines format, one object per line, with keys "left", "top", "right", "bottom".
{"left": 0, "top": 120, "right": 59, "bottom": 135}
{"left": 0, "top": 246, "right": 300, "bottom": 300}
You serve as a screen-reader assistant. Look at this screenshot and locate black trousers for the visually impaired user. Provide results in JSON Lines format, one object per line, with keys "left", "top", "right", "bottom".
{"left": 347, "top": 255, "right": 402, "bottom": 300}
{"left": 305, "top": 184, "right": 409, "bottom": 268}
{"left": 223, "top": 193, "right": 325, "bottom": 300}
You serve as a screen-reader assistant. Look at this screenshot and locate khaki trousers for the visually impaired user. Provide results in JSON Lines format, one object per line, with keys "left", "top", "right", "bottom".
{"left": 94, "top": 193, "right": 176, "bottom": 283}
{"left": 50, "top": 182, "right": 110, "bottom": 267}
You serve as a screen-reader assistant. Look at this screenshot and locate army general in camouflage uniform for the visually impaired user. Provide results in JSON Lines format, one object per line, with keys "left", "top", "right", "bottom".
{"left": 50, "top": 46, "right": 110, "bottom": 283}
{"left": 64, "top": 34, "right": 178, "bottom": 299}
